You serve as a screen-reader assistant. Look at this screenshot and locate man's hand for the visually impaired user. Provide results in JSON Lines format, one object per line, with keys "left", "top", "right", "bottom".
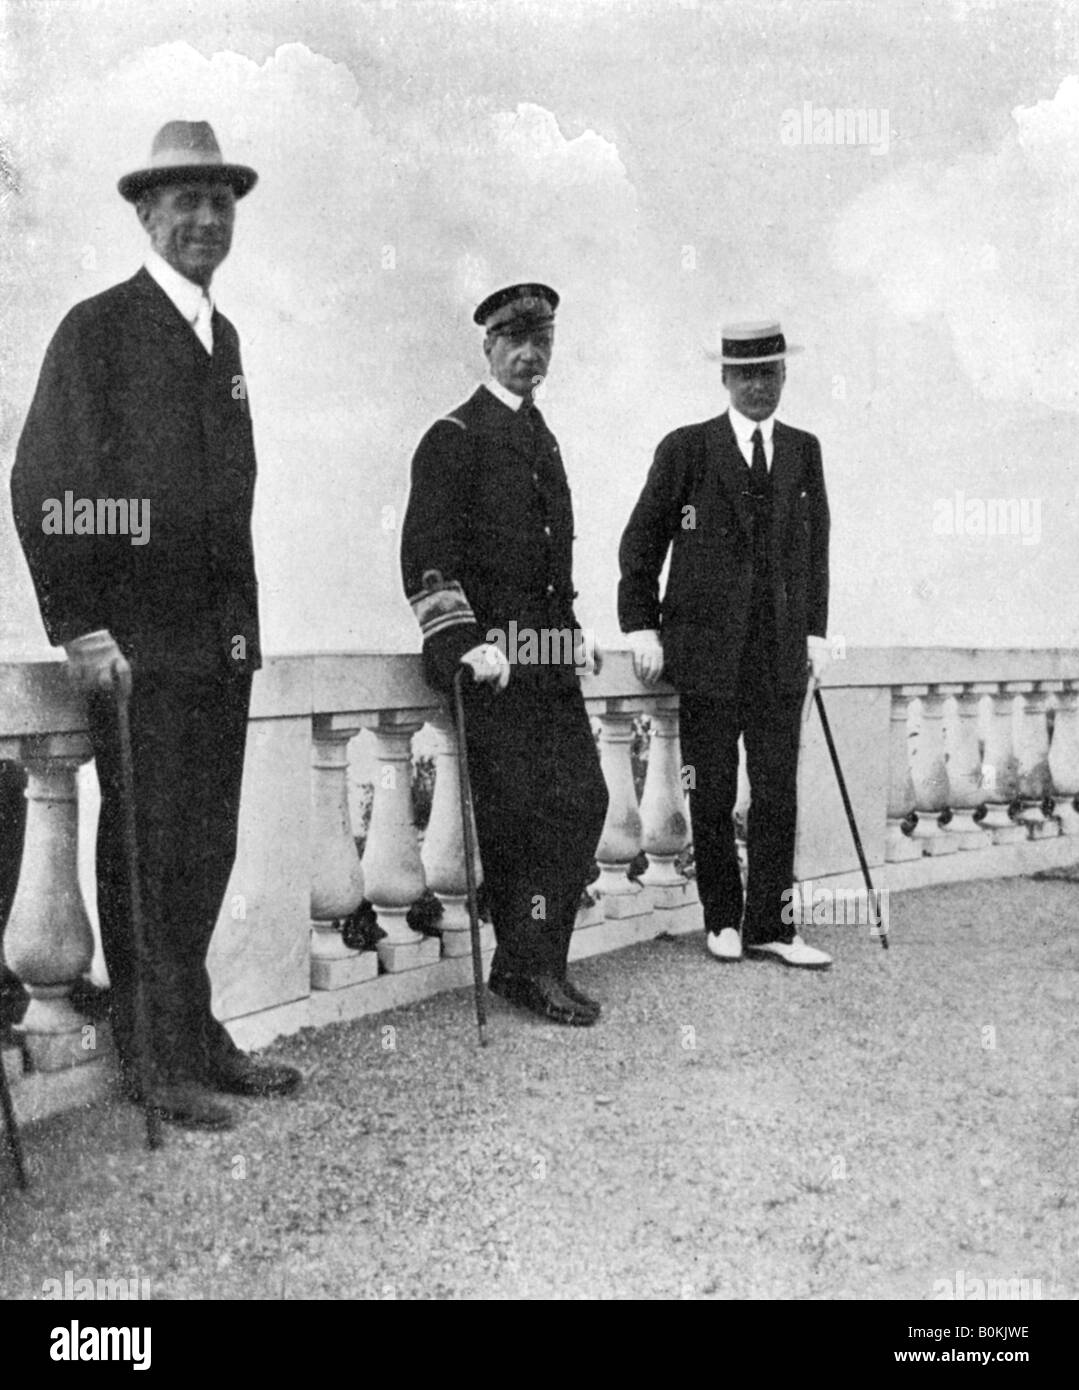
{"left": 460, "top": 642, "right": 511, "bottom": 690}
{"left": 574, "top": 629, "right": 603, "bottom": 676}
{"left": 628, "top": 629, "right": 664, "bottom": 686}
{"left": 807, "top": 635, "right": 831, "bottom": 690}
{"left": 64, "top": 629, "right": 132, "bottom": 699}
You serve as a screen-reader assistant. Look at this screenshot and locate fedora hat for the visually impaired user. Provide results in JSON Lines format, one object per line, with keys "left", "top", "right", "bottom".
{"left": 118, "top": 120, "right": 258, "bottom": 202}
{"left": 705, "top": 320, "right": 803, "bottom": 365}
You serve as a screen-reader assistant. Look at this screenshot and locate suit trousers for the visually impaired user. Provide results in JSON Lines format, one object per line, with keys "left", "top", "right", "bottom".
{"left": 87, "top": 667, "right": 252, "bottom": 1084}
{"left": 459, "top": 673, "right": 608, "bottom": 978}
{"left": 679, "top": 614, "right": 803, "bottom": 946}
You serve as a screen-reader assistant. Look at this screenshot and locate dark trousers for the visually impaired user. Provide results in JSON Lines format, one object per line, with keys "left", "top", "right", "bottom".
{"left": 679, "top": 616, "right": 803, "bottom": 946}
{"left": 461, "top": 675, "right": 608, "bottom": 977}
{"left": 87, "top": 668, "right": 252, "bottom": 1083}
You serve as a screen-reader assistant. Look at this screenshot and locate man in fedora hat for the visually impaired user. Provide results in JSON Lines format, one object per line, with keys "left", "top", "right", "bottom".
{"left": 10, "top": 120, "right": 300, "bottom": 1128}
{"left": 618, "top": 321, "right": 833, "bottom": 969}
{"left": 400, "top": 283, "right": 609, "bottom": 1025}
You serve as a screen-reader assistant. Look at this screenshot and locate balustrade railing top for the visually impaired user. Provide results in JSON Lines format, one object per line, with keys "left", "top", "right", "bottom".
{"left": 3, "top": 646, "right": 1079, "bottom": 737}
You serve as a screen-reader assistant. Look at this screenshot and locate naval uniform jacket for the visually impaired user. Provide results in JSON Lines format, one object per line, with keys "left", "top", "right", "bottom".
{"left": 400, "top": 384, "right": 608, "bottom": 977}
{"left": 401, "top": 384, "right": 581, "bottom": 690}
{"left": 11, "top": 267, "right": 261, "bottom": 675}
{"left": 618, "top": 411, "right": 829, "bottom": 698}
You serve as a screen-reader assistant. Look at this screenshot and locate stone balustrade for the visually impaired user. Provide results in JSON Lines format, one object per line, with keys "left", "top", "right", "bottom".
{"left": 3, "top": 647, "right": 1079, "bottom": 1122}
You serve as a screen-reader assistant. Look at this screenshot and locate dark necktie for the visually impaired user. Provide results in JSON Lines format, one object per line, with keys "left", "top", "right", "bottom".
{"left": 750, "top": 427, "right": 769, "bottom": 492}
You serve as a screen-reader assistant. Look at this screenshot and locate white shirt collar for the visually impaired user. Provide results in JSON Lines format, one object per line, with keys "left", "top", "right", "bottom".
{"left": 482, "top": 377, "right": 525, "bottom": 413}
{"left": 144, "top": 248, "right": 213, "bottom": 324}
{"left": 728, "top": 404, "right": 776, "bottom": 443}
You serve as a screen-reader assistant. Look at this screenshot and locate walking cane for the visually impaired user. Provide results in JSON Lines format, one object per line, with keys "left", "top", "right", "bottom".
{"left": 113, "top": 671, "right": 163, "bottom": 1148}
{"left": 0, "top": 1031, "right": 27, "bottom": 1188}
{"left": 452, "top": 667, "right": 489, "bottom": 1046}
{"left": 814, "top": 687, "right": 890, "bottom": 951}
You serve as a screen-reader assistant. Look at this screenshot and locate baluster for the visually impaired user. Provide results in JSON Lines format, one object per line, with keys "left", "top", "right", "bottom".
{"left": 639, "top": 700, "right": 697, "bottom": 914}
{"left": 309, "top": 716, "right": 374, "bottom": 990}
{"left": 885, "top": 687, "right": 921, "bottom": 861}
{"left": 421, "top": 710, "right": 492, "bottom": 958}
{"left": 593, "top": 706, "right": 648, "bottom": 917}
{"left": 1048, "top": 680, "right": 1079, "bottom": 834}
{"left": 940, "top": 684, "right": 991, "bottom": 849}
{"left": 1014, "top": 683, "right": 1058, "bottom": 838}
{"left": 908, "top": 686, "right": 957, "bottom": 854}
{"left": 3, "top": 734, "right": 97, "bottom": 1071}
{"left": 638, "top": 701, "right": 687, "bottom": 891}
{"left": 981, "top": 685, "right": 1026, "bottom": 843}
{"left": 361, "top": 713, "right": 439, "bottom": 971}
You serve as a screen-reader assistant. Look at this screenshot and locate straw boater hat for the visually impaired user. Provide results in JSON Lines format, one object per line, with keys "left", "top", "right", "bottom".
{"left": 474, "top": 283, "right": 559, "bottom": 335}
{"left": 117, "top": 120, "right": 258, "bottom": 202}
{"left": 705, "top": 320, "right": 803, "bottom": 364}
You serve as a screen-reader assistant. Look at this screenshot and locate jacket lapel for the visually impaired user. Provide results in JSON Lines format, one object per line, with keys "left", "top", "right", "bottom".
{"left": 705, "top": 412, "right": 754, "bottom": 541}
{"left": 769, "top": 421, "right": 800, "bottom": 547}
{"left": 471, "top": 384, "right": 537, "bottom": 464}
{"left": 129, "top": 267, "right": 212, "bottom": 369}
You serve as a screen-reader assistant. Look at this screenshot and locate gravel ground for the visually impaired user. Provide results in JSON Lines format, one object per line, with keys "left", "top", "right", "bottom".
{"left": 2, "top": 877, "right": 1077, "bottom": 1300}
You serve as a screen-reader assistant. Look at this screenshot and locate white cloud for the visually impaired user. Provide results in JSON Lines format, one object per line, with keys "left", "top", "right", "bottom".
{"left": 833, "top": 77, "right": 1079, "bottom": 413}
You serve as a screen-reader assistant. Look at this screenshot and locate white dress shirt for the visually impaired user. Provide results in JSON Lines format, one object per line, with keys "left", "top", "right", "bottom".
{"left": 144, "top": 248, "right": 214, "bottom": 354}
{"left": 728, "top": 404, "right": 775, "bottom": 471}
{"left": 482, "top": 377, "right": 525, "bottom": 412}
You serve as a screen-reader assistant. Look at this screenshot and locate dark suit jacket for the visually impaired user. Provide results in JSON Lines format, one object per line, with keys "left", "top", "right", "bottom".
{"left": 11, "top": 267, "right": 260, "bottom": 674}
{"left": 400, "top": 385, "right": 581, "bottom": 692}
{"left": 618, "top": 411, "right": 829, "bottom": 697}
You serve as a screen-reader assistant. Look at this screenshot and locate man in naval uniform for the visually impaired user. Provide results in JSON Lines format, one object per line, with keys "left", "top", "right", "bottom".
{"left": 618, "top": 321, "right": 833, "bottom": 970}
{"left": 10, "top": 121, "right": 300, "bottom": 1128}
{"left": 400, "top": 284, "right": 609, "bottom": 1025}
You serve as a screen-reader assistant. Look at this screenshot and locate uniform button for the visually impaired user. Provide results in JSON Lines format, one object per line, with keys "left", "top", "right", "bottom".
{"left": 546, "top": 584, "right": 555, "bottom": 595}
{"left": 544, "top": 525, "right": 551, "bottom": 536}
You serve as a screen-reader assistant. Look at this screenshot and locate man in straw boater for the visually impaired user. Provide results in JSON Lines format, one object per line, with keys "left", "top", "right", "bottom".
{"left": 400, "top": 283, "right": 609, "bottom": 1025}
{"left": 10, "top": 121, "right": 300, "bottom": 1128}
{"left": 618, "top": 321, "right": 834, "bottom": 969}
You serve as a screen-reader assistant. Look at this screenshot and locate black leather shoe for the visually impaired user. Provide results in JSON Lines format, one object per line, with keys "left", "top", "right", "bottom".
{"left": 492, "top": 971, "right": 597, "bottom": 1026}
{"left": 145, "top": 1081, "right": 234, "bottom": 1131}
{"left": 487, "top": 965, "right": 519, "bottom": 1000}
{"left": 560, "top": 974, "right": 601, "bottom": 1015}
{"left": 205, "top": 1053, "right": 302, "bottom": 1098}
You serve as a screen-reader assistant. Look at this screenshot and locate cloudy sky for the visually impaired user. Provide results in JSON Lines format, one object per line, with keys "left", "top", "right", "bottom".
{"left": 2, "top": 0, "right": 1077, "bottom": 658}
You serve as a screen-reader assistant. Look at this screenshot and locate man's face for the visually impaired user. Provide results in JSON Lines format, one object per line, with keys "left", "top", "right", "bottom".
{"left": 484, "top": 325, "right": 554, "bottom": 398}
{"left": 138, "top": 179, "right": 236, "bottom": 287}
{"left": 723, "top": 360, "right": 786, "bottom": 421}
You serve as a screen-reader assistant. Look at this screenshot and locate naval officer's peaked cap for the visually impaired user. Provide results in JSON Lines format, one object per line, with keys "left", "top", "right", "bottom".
{"left": 474, "top": 283, "right": 559, "bottom": 335}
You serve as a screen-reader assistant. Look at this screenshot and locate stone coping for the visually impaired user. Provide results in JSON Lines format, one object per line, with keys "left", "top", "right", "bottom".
{"left": 0, "top": 646, "right": 1077, "bottom": 737}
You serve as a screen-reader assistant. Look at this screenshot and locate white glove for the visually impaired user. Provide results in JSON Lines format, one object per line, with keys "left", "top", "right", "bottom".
{"left": 64, "top": 629, "right": 132, "bottom": 698}
{"left": 460, "top": 643, "right": 511, "bottom": 690}
{"left": 807, "top": 635, "right": 831, "bottom": 687}
{"left": 628, "top": 629, "right": 664, "bottom": 686}
{"left": 574, "top": 629, "right": 603, "bottom": 676}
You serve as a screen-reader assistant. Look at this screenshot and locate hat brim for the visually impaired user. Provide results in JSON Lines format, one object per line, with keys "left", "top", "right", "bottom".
{"left": 118, "top": 164, "right": 258, "bottom": 202}
{"left": 704, "top": 344, "right": 803, "bottom": 364}
{"left": 474, "top": 283, "right": 560, "bottom": 326}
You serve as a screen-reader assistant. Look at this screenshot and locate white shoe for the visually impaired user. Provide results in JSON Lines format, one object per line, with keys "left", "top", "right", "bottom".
{"left": 706, "top": 927, "right": 743, "bottom": 962}
{"left": 744, "top": 934, "right": 832, "bottom": 970}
